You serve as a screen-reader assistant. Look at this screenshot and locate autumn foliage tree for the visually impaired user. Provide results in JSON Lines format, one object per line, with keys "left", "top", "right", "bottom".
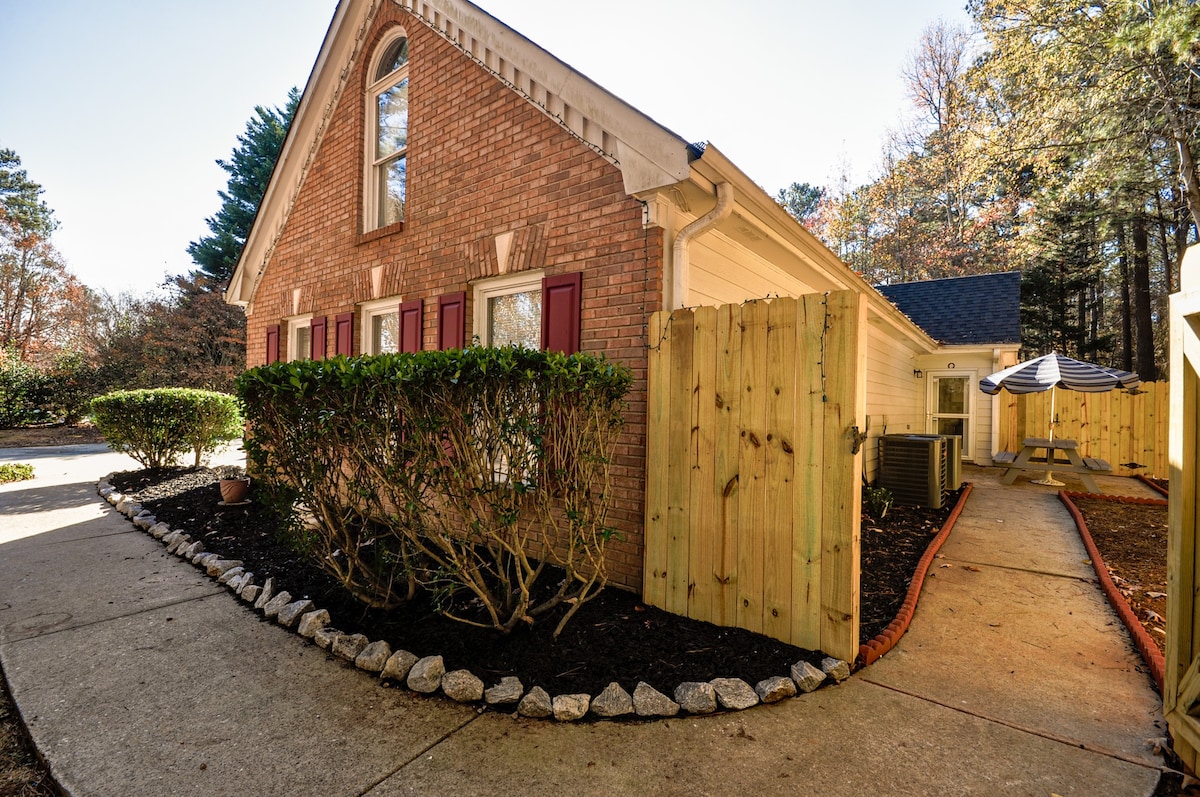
{"left": 0, "top": 149, "right": 95, "bottom": 363}
{"left": 93, "top": 274, "right": 245, "bottom": 393}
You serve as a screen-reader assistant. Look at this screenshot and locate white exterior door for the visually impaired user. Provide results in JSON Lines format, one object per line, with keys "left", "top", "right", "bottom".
{"left": 927, "top": 371, "right": 973, "bottom": 459}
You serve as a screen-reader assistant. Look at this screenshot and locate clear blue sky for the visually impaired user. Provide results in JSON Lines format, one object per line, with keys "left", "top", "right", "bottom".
{"left": 1, "top": 0, "right": 970, "bottom": 295}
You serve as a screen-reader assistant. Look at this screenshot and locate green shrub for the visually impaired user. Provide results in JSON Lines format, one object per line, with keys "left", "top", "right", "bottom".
{"left": 0, "top": 348, "right": 104, "bottom": 428}
{"left": 237, "top": 346, "right": 631, "bottom": 636}
{"left": 91, "top": 388, "right": 242, "bottom": 468}
{"left": 864, "top": 484, "right": 894, "bottom": 519}
{"left": 44, "top": 350, "right": 104, "bottom": 424}
{"left": 0, "top": 463, "right": 34, "bottom": 484}
{"left": 0, "top": 350, "right": 52, "bottom": 428}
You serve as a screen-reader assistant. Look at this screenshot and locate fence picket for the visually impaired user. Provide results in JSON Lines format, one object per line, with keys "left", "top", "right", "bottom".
{"left": 689, "top": 305, "right": 718, "bottom": 622}
{"left": 665, "top": 309, "right": 694, "bottom": 617}
{"left": 736, "top": 300, "right": 769, "bottom": 634}
{"left": 762, "top": 299, "right": 796, "bottom": 642}
{"left": 713, "top": 303, "right": 742, "bottom": 626}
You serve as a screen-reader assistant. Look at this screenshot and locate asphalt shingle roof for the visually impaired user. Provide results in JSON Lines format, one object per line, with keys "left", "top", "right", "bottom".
{"left": 876, "top": 272, "right": 1021, "bottom": 345}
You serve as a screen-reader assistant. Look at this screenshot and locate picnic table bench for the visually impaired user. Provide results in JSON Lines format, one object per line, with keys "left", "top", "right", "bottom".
{"left": 994, "top": 437, "right": 1110, "bottom": 493}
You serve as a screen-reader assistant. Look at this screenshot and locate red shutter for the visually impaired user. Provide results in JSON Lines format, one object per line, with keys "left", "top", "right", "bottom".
{"left": 541, "top": 271, "right": 582, "bottom": 354}
{"left": 437, "top": 291, "right": 466, "bottom": 350}
{"left": 310, "top": 316, "right": 327, "bottom": 359}
{"left": 399, "top": 299, "right": 423, "bottom": 353}
{"left": 335, "top": 312, "right": 354, "bottom": 356}
{"left": 265, "top": 324, "right": 280, "bottom": 364}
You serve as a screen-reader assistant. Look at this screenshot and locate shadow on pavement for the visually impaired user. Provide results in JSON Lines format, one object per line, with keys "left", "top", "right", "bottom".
{"left": 0, "top": 481, "right": 109, "bottom": 515}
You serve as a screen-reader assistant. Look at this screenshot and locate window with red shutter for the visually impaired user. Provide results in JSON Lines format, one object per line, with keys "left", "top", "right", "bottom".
{"left": 265, "top": 325, "right": 280, "bottom": 364}
{"left": 310, "top": 316, "right": 327, "bottom": 359}
{"left": 399, "top": 298, "right": 422, "bottom": 353}
{"left": 437, "top": 291, "right": 466, "bottom": 350}
{"left": 335, "top": 312, "right": 354, "bottom": 356}
{"left": 540, "top": 271, "right": 582, "bottom": 354}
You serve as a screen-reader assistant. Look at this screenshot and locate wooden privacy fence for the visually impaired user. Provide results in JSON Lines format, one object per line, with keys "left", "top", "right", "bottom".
{"left": 1167, "top": 245, "right": 1200, "bottom": 771}
{"left": 643, "top": 291, "right": 866, "bottom": 662}
{"left": 995, "top": 381, "right": 1169, "bottom": 477}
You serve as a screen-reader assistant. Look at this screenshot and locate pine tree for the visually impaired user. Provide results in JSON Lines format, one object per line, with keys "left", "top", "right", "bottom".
{"left": 188, "top": 87, "right": 301, "bottom": 287}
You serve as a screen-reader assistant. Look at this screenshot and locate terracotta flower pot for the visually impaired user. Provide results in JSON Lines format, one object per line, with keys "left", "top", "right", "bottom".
{"left": 219, "top": 477, "right": 251, "bottom": 505}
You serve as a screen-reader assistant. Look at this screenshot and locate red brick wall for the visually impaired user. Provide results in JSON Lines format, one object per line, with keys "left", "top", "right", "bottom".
{"left": 244, "top": 5, "right": 662, "bottom": 589}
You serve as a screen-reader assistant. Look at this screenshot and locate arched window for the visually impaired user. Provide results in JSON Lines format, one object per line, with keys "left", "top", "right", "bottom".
{"left": 365, "top": 31, "right": 409, "bottom": 230}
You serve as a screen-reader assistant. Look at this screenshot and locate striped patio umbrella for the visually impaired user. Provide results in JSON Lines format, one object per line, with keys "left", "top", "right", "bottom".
{"left": 980, "top": 352, "right": 1140, "bottom": 486}
{"left": 980, "top": 352, "right": 1141, "bottom": 396}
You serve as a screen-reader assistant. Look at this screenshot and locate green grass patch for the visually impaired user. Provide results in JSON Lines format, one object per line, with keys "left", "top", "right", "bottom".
{"left": 0, "top": 463, "right": 34, "bottom": 484}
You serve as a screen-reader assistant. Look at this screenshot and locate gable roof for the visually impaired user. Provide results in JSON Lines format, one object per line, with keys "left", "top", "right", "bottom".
{"left": 225, "top": 0, "right": 693, "bottom": 307}
{"left": 876, "top": 272, "right": 1021, "bottom": 346}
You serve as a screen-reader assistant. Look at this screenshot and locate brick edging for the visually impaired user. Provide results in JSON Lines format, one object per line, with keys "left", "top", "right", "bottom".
{"left": 1058, "top": 490, "right": 1166, "bottom": 693}
{"left": 1135, "top": 474, "right": 1169, "bottom": 498}
{"left": 856, "top": 483, "right": 974, "bottom": 669}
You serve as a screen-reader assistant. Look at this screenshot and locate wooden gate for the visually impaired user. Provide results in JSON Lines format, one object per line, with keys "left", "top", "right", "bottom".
{"left": 1167, "top": 245, "right": 1200, "bottom": 770}
{"left": 643, "top": 292, "right": 866, "bottom": 662}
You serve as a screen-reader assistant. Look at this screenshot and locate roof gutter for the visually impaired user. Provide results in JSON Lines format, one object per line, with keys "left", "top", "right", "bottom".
{"left": 669, "top": 181, "right": 734, "bottom": 309}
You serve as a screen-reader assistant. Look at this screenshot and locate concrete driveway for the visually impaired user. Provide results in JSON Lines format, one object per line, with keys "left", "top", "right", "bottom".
{"left": 0, "top": 449, "right": 1170, "bottom": 796}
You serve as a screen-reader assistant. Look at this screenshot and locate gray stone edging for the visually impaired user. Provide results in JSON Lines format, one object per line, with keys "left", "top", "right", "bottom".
{"left": 98, "top": 475, "right": 850, "bottom": 722}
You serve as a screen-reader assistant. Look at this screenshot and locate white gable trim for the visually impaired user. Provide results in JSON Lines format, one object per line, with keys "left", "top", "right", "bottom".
{"left": 227, "top": 0, "right": 692, "bottom": 307}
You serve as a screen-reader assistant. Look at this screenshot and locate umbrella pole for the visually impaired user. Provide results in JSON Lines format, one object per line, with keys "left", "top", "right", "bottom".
{"left": 1033, "top": 386, "right": 1065, "bottom": 487}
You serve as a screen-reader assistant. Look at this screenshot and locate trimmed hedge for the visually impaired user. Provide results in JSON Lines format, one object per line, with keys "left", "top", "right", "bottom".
{"left": 91, "top": 388, "right": 242, "bottom": 468}
{"left": 236, "top": 346, "right": 632, "bottom": 636}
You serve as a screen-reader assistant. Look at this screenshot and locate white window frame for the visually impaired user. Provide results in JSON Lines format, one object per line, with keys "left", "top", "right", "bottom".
{"left": 364, "top": 29, "right": 410, "bottom": 232}
{"left": 286, "top": 314, "right": 313, "bottom": 361}
{"left": 473, "top": 270, "right": 545, "bottom": 348}
{"left": 360, "top": 296, "right": 403, "bottom": 355}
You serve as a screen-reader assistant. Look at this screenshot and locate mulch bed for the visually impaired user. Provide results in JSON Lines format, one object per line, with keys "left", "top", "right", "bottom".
{"left": 1070, "top": 496, "right": 1169, "bottom": 656}
{"left": 106, "top": 467, "right": 958, "bottom": 697}
{"left": 859, "top": 491, "right": 959, "bottom": 642}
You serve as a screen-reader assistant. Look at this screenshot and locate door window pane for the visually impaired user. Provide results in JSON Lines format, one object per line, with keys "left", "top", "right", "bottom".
{"left": 936, "top": 417, "right": 965, "bottom": 437}
{"left": 937, "top": 377, "right": 966, "bottom": 414}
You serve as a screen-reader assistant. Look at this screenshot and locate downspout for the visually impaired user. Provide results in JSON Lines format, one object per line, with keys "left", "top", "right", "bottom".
{"left": 669, "top": 181, "right": 734, "bottom": 309}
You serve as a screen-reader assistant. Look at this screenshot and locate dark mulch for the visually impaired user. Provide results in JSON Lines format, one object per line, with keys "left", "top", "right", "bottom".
{"left": 0, "top": 671, "right": 56, "bottom": 797}
{"left": 1072, "top": 497, "right": 1169, "bottom": 655}
{"left": 107, "top": 467, "right": 957, "bottom": 697}
{"left": 859, "top": 490, "right": 959, "bottom": 642}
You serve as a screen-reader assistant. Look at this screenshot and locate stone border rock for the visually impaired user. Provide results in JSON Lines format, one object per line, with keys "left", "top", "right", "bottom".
{"left": 98, "top": 475, "right": 850, "bottom": 722}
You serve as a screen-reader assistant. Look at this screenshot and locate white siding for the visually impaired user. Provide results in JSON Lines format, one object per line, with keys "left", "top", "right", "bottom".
{"left": 864, "top": 319, "right": 925, "bottom": 481}
{"left": 686, "top": 237, "right": 821, "bottom": 307}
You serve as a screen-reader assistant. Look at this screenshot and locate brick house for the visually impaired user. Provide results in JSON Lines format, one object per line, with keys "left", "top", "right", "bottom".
{"left": 225, "top": 0, "right": 1020, "bottom": 593}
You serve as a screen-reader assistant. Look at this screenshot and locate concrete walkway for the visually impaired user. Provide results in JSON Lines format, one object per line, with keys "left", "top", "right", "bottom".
{"left": 0, "top": 448, "right": 1169, "bottom": 796}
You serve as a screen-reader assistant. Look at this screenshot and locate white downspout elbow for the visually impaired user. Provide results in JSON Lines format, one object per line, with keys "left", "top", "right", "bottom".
{"left": 669, "top": 181, "right": 734, "bottom": 309}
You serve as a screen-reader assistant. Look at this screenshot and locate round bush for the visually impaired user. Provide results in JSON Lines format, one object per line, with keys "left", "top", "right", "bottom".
{"left": 91, "top": 388, "right": 242, "bottom": 468}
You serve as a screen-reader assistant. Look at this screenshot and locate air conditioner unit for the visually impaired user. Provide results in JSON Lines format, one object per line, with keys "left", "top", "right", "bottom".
{"left": 939, "top": 435, "right": 963, "bottom": 491}
{"left": 878, "top": 434, "right": 947, "bottom": 509}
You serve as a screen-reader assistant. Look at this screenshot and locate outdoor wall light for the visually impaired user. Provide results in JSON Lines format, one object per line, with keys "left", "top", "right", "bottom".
{"left": 913, "top": 369, "right": 924, "bottom": 378}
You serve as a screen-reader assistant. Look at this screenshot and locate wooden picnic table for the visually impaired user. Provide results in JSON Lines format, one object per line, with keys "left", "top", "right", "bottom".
{"left": 993, "top": 437, "right": 1111, "bottom": 494}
